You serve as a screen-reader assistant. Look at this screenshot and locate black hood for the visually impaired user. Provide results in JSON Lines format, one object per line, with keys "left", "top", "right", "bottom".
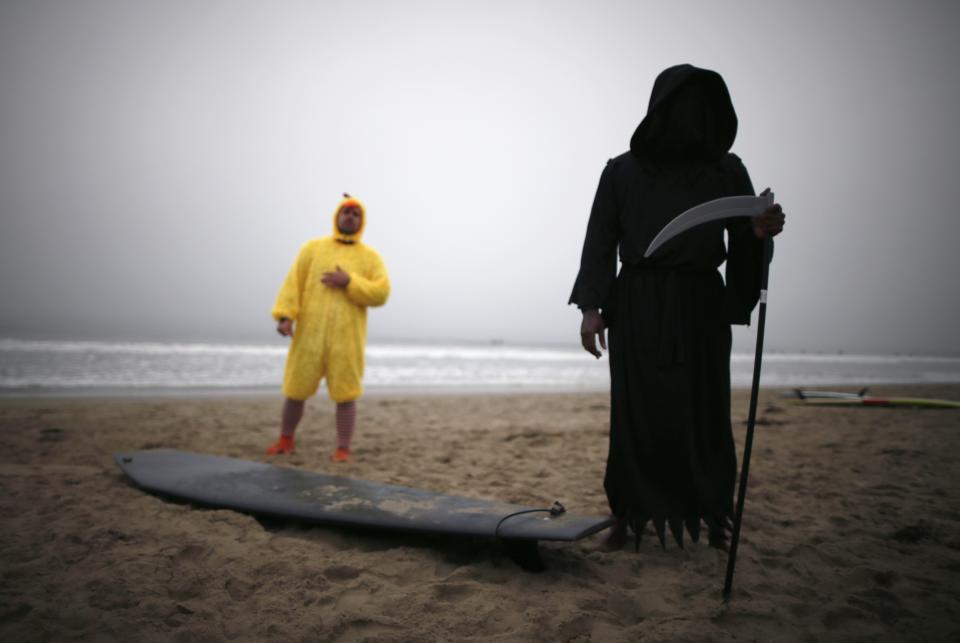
{"left": 629, "top": 64, "right": 738, "bottom": 162}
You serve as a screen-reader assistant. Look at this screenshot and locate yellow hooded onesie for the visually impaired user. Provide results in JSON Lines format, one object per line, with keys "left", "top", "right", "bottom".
{"left": 272, "top": 196, "right": 390, "bottom": 402}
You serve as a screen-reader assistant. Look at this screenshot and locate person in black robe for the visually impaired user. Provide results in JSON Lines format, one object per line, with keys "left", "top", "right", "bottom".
{"left": 570, "top": 64, "right": 785, "bottom": 549}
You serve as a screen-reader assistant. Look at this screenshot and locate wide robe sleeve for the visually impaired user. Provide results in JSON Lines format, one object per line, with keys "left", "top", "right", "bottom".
{"left": 569, "top": 160, "right": 619, "bottom": 311}
{"left": 272, "top": 242, "right": 312, "bottom": 321}
{"left": 345, "top": 249, "right": 390, "bottom": 308}
{"left": 723, "top": 156, "right": 771, "bottom": 325}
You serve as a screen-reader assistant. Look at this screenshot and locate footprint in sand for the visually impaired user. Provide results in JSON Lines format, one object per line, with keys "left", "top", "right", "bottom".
{"left": 576, "top": 598, "right": 605, "bottom": 612}
{"left": 333, "top": 617, "right": 399, "bottom": 640}
{"left": 787, "top": 601, "right": 814, "bottom": 618}
{"left": 602, "top": 593, "right": 645, "bottom": 625}
{"left": 829, "top": 515, "right": 850, "bottom": 528}
{"left": 323, "top": 564, "right": 361, "bottom": 581}
{"left": 890, "top": 521, "right": 935, "bottom": 543}
{"left": 335, "top": 587, "right": 384, "bottom": 613}
{"left": 431, "top": 582, "right": 476, "bottom": 602}
{"left": 224, "top": 574, "right": 257, "bottom": 601}
{"left": 822, "top": 605, "right": 868, "bottom": 628}
{"left": 848, "top": 587, "right": 917, "bottom": 621}
{"left": 172, "top": 544, "right": 213, "bottom": 565}
{"left": 256, "top": 560, "right": 294, "bottom": 577}
{"left": 86, "top": 579, "right": 141, "bottom": 610}
{"left": 38, "top": 427, "right": 65, "bottom": 442}
{"left": 166, "top": 574, "right": 207, "bottom": 602}
{"left": 0, "top": 603, "right": 32, "bottom": 623}
{"left": 558, "top": 613, "right": 593, "bottom": 640}
{"left": 873, "top": 570, "right": 897, "bottom": 587}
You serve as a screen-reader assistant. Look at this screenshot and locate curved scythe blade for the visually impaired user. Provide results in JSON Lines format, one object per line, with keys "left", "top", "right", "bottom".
{"left": 644, "top": 193, "right": 774, "bottom": 258}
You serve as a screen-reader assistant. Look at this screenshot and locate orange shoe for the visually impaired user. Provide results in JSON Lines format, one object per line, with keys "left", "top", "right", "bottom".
{"left": 331, "top": 447, "right": 350, "bottom": 463}
{"left": 266, "top": 435, "right": 295, "bottom": 455}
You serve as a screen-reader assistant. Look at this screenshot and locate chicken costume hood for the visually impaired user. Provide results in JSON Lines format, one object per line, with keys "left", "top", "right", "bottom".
{"left": 273, "top": 195, "right": 390, "bottom": 402}
{"left": 332, "top": 195, "right": 366, "bottom": 243}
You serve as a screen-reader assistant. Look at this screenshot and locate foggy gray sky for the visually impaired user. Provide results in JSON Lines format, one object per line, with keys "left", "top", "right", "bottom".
{"left": 1, "top": 0, "right": 959, "bottom": 355}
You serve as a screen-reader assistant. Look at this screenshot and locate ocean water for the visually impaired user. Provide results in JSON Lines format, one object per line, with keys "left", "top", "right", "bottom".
{"left": 1, "top": 338, "right": 959, "bottom": 395}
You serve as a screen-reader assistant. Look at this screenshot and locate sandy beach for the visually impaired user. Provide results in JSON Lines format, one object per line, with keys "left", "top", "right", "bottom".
{"left": 1, "top": 384, "right": 959, "bottom": 641}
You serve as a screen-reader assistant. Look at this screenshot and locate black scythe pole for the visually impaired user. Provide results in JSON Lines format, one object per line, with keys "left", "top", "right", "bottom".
{"left": 723, "top": 235, "right": 773, "bottom": 600}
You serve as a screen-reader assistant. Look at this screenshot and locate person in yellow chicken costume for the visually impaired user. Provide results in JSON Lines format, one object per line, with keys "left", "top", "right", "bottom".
{"left": 266, "top": 194, "right": 390, "bottom": 462}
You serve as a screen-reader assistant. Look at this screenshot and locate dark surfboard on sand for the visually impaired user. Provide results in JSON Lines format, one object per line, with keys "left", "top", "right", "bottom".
{"left": 114, "top": 450, "right": 613, "bottom": 542}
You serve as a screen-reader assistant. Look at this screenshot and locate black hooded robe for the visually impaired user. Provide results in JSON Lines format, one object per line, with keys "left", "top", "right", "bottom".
{"left": 570, "top": 65, "right": 767, "bottom": 547}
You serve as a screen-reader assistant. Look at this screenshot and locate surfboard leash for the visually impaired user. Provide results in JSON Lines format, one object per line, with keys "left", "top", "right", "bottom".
{"left": 493, "top": 501, "right": 566, "bottom": 539}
